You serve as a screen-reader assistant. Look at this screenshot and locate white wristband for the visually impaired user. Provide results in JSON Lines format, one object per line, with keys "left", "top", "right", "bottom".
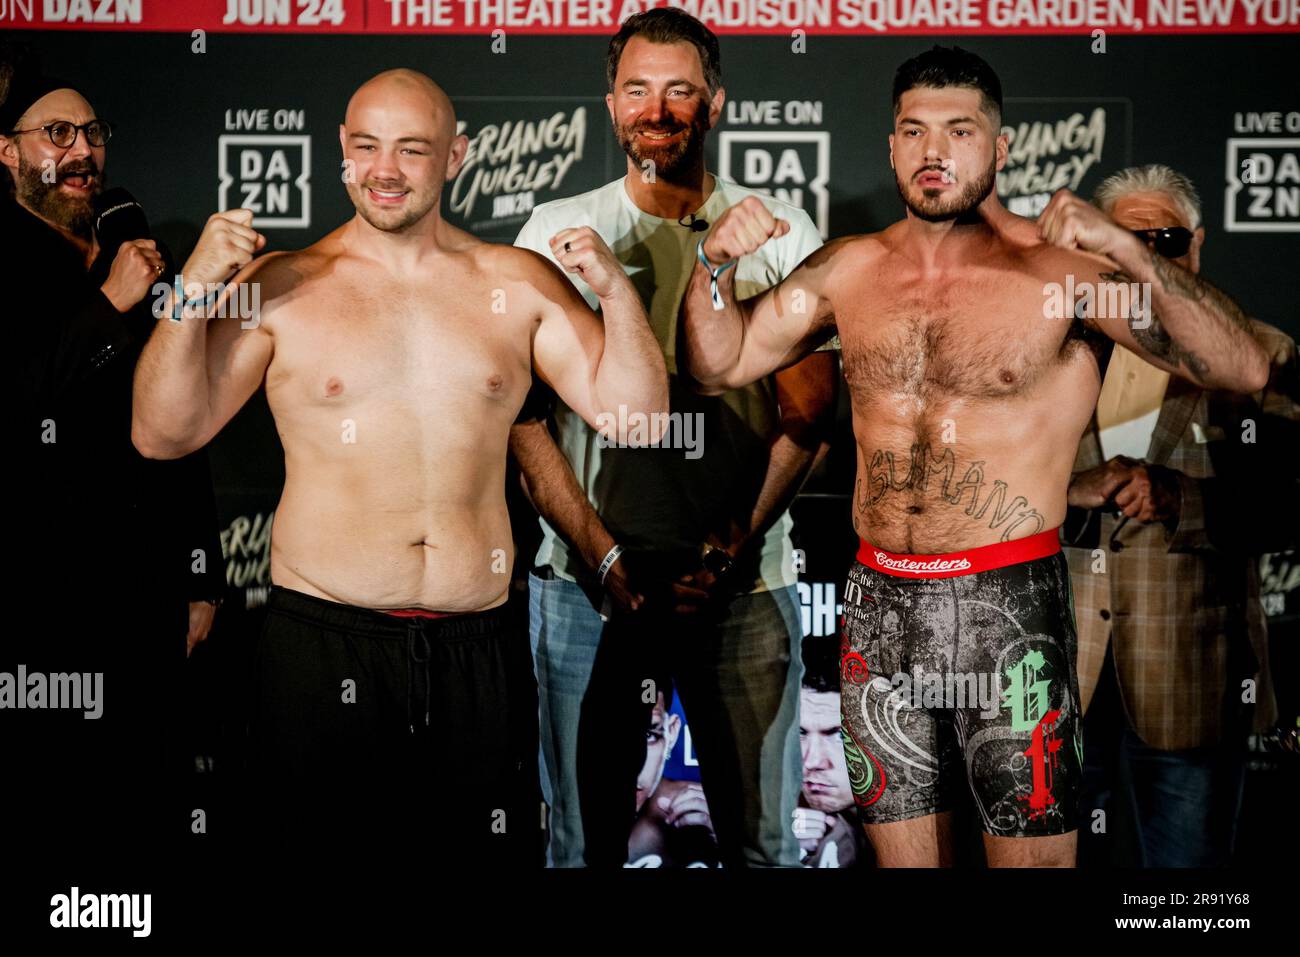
{"left": 696, "top": 238, "right": 737, "bottom": 311}
{"left": 597, "top": 544, "right": 624, "bottom": 585}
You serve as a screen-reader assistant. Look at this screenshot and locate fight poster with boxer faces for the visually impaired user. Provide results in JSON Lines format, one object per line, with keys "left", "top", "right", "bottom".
{"left": 627, "top": 689, "right": 716, "bottom": 867}
{"left": 624, "top": 653, "right": 872, "bottom": 867}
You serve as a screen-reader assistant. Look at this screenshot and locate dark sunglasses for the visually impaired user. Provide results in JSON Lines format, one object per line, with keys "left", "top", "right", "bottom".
{"left": 1131, "top": 225, "right": 1193, "bottom": 259}
{"left": 6, "top": 119, "right": 113, "bottom": 148}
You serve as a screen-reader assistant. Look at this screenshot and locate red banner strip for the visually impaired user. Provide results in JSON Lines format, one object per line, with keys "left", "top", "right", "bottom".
{"left": 3, "top": 0, "right": 1297, "bottom": 35}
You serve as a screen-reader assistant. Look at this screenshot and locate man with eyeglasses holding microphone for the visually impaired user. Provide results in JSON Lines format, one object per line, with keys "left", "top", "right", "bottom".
{"left": 2, "top": 72, "right": 224, "bottom": 857}
{"left": 1063, "top": 164, "right": 1299, "bottom": 867}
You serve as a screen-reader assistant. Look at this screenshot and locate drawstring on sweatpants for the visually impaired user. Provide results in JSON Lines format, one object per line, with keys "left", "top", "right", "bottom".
{"left": 406, "top": 620, "right": 432, "bottom": 733}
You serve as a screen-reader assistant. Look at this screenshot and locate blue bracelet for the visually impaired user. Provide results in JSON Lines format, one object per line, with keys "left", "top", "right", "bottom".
{"left": 170, "top": 277, "right": 220, "bottom": 322}
{"left": 696, "top": 238, "right": 736, "bottom": 311}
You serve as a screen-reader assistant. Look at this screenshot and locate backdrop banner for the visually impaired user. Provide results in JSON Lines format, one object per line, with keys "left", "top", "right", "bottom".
{"left": 4, "top": 0, "right": 1299, "bottom": 36}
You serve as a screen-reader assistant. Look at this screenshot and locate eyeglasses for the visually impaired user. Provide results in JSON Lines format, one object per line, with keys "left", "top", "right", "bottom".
{"left": 1130, "top": 225, "right": 1193, "bottom": 259}
{"left": 6, "top": 119, "right": 113, "bottom": 148}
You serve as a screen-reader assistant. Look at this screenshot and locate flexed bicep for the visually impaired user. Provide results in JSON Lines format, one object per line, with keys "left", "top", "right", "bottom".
{"left": 683, "top": 236, "right": 840, "bottom": 393}
{"left": 529, "top": 267, "right": 607, "bottom": 431}
{"left": 521, "top": 240, "right": 666, "bottom": 442}
{"left": 200, "top": 301, "right": 275, "bottom": 445}
{"left": 133, "top": 252, "right": 282, "bottom": 458}
{"left": 745, "top": 261, "right": 837, "bottom": 374}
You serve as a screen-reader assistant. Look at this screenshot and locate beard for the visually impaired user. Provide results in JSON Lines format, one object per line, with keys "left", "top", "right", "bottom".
{"left": 349, "top": 178, "right": 440, "bottom": 233}
{"left": 895, "top": 156, "right": 996, "bottom": 223}
{"left": 613, "top": 100, "right": 710, "bottom": 183}
{"left": 16, "top": 152, "right": 102, "bottom": 238}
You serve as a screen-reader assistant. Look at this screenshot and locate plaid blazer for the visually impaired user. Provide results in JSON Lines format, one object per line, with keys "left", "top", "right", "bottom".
{"left": 1062, "top": 320, "right": 1299, "bottom": 750}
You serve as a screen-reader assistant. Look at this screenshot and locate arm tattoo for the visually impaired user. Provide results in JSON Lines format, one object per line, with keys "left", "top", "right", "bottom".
{"left": 1148, "top": 248, "right": 1253, "bottom": 333}
{"left": 1098, "top": 265, "right": 1212, "bottom": 383}
{"left": 1147, "top": 249, "right": 1207, "bottom": 302}
{"left": 1131, "top": 312, "right": 1211, "bottom": 383}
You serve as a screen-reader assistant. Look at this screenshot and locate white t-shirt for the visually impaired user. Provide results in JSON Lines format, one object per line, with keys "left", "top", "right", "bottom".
{"left": 514, "top": 174, "right": 825, "bottom": 593}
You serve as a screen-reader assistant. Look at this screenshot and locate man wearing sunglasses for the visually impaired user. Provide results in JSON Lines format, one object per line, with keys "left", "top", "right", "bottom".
{"left": 1064, "top": 163, "right": 1298, "bottom": 867}
{"left": 2, "top": 73, "right": 224, "bottom": 854}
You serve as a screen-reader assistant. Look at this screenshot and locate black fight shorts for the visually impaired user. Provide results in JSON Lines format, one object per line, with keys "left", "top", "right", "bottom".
{"left": 838, "top": 530, "right": 1082, "bottom": 838}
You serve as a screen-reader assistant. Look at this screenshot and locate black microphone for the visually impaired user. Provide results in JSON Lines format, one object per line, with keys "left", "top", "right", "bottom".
{"left": 678, "top": 213, "right": 709, "bottom": 232}
{"left": 93, "top": 186, "right": 175, "bottom": 278}
{"left": 93, "top": 187, "right": 150, "bottom": 255}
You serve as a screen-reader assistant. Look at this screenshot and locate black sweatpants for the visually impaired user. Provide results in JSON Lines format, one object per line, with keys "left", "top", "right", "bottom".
{"left": 247, "top": 586, "right": 540, "bottom": 865}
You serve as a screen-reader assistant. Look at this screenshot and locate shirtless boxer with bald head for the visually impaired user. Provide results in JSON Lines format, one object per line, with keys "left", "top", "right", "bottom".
{"left": 681, "top": 47, "right": 1268, "bottom": 868}
{"left": 132, "top": 69, "right": 667, "bottom": 858}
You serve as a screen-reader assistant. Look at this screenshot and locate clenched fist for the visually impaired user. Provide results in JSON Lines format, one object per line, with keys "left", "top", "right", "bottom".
{"left": 656, "top": 783, "right": 714, "bottom": 835}
{"left": 100, "top": 238, "right": 165, "bottom": 312}
{"left": 1038, "top": 188, "right": 1135, "bottom": 260}
{"left": 701, "top": 195, "right": 789, "bottom": 264}
{"left": 181, "top": 209, "right": 267, "bottom": 291}
{"left": 792, "top": 807, "right": 833, "bottom": 853}
{"left": 549, "top": 226, "right": 630, "bottom": 301}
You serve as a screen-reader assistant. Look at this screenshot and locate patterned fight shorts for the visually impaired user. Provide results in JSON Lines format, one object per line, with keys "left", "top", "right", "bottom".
{"left": 838, "top": 529, "right": 1082, "bottom": 837}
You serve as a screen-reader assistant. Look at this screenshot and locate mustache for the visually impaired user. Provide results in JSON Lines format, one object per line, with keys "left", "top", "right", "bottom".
{"left": 57, "top": 162, "right": 99, "bottom": 178}
{"left": 630, "top": 122, "right": 689, "bottom": 137}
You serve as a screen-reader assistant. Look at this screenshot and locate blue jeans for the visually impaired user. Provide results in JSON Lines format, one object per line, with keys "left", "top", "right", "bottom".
{"left": 1080, "top": 650, "right": 1247, "bottom": 868}
{"left": 528, "top": 566, "right": 804, "bottom": 867}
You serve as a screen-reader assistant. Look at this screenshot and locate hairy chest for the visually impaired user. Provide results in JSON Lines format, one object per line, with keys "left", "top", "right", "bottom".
{"left": 837, "top": 277, "right": 1087, "bottom": 404}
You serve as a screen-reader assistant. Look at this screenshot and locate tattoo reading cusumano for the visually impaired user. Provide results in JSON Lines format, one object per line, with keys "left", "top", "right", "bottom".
{"left": 856, "top": 444, "right": 1045, "bottom": 542}
{"left": 0, "top": 666, "right": 103, "bottom": 718}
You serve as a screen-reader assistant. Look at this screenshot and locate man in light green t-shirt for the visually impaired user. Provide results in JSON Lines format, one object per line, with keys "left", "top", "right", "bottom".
{"left": 510, "top": 9, "right": 838, "bottom": 867}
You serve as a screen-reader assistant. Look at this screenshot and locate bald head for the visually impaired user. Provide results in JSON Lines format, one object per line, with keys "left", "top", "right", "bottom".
{"left": 345, "top": 69, "right": 455, "bottom": 142}
{"left": 338, "top": 69, "right": 467, "bottom": 234}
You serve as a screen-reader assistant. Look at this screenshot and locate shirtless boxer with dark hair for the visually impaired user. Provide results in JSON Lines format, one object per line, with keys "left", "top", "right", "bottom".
{"left": 132, "top": 68, "right": 667, "bottom": 858}
{"left": 681, "top": 46, "right": 1268, "bottom": 868}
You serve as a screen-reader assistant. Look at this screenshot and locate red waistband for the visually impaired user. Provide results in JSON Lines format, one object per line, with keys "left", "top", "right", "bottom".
{"left": 382, "top": 608, "right": 456, "bottom": 619}
{"left": 856, "top": 528, "right": 1061, "bottom": 579}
